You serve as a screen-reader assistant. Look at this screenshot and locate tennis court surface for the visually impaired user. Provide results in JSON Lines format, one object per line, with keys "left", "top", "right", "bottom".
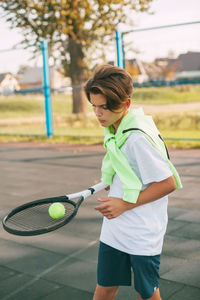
{"left": 0, "top": 142, "right": 200, "bottom": 300}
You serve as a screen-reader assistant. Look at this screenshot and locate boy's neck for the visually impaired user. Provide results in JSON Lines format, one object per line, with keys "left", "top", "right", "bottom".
{"left": 113, "top": 110, "right": 129, "bottom": 133}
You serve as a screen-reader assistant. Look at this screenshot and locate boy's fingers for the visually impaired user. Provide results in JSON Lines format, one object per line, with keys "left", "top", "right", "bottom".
{"left": 98, "top": 197, "right": 110, "bottom": 202}
{"left": 95, "top": 203, "right": 109, "bottom": 211}
{"left": 95, "top": 205, "right": 106, "bottom": 211}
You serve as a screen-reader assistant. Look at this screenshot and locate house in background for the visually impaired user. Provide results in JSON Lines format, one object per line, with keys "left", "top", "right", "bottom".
{"left": 126, "top": 59, "right": 149, "bottom": 83}
{"left": 174, "top": 51, "right": 200, "bottom": 72}
{"left": 0, "top": 73, "right": 20, "bottom": 95}
{"left": 109, "top": 51, "right": 200, "bottom": 84}
{"left": 17, "top": 67, "right": 42, "bottom": 90}
{"left": 175, "top": 70, "right": 200, "bottom": 82}
{"left": 154, "top": 51, "right": 200, "bottom": 81}
{"left": 17, "top": 67, "right": 71, "bottom": 92}
{"left": 173, "top": 52, "right": 200, "bottom": 82}
{"left": 108, "top": 59, "right": 149, "bottom": 83}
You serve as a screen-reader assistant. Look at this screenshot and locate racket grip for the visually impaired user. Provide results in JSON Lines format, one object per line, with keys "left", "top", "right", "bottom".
{"left": 82, "top": 182, "right": 108, "bottom": 199}
{"left": 90, "top": 182, "right": 108, "bottom": 194}
{"left": 67, "top": 182, "right": 108, "bottom": 200}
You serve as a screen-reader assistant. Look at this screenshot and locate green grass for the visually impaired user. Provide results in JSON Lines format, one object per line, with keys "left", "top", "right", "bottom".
{"left": 0, "top": 123, "right": 103, "bottom": 137}
{"left": 0, "top": 85, "right": 200, "bottom": 148}
{"left": 0, "top": 129, "right": 199, "bottom": 148}
{"left": 153, "top": 112, "right": 200, "bottom": 130}
{"left": 0, "top": 134, "right": 104, "bottom": 145}
{"left": 0, "top": 94, "right": 72, "bottom": 119}
{"left": 0, "top": 95, "right": 44, "bottom": 118}
{"left": 161, "top": 129, "right": 200, "bottom": 149}
{"left": 1, "top": 84, "right": 200, "bottom": 119}
{"left": 51, "top": 94, "right": 73, "bottom": 115}
{"left": 133, "top": 85, "right": 200, "bottom": 104}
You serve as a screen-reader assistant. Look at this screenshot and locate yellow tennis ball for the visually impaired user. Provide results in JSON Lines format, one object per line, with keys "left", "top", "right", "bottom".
{"left": 48, "top": 203, "right": 66, "bottom": 219}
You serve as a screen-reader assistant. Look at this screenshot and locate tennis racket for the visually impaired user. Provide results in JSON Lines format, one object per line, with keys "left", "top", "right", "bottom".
{"left": 2, "top": 182, "right": 107, "bottom": 236}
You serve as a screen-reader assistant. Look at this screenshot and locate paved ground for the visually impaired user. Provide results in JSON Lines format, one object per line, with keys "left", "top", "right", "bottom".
{"left": 0, "top": 142, "right": 199, "bottom": 300}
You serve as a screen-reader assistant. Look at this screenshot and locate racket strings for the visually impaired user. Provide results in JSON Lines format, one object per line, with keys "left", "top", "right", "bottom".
{"left": 5, "top": 202, "right": 75, "bottom": 231}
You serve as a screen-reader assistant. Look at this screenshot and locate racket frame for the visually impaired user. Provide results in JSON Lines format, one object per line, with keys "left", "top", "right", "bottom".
{"left": 2, "top": 182, "right": 107, "bottom": 236}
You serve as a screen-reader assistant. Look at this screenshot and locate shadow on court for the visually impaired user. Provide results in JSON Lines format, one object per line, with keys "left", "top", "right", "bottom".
{"left": 0, "top": 143, "right": 200, "bottom": 300}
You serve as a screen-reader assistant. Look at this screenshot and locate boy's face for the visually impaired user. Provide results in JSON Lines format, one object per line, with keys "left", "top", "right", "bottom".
{"left": 90, "top": 93, "right": 129, "bottom": 131}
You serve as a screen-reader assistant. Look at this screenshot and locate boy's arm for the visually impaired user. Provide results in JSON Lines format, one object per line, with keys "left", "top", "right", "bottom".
{"left": 136, "top": 175, "right": 176, "bottom": 206}
{"left": 95, "top": 175, "right": 176, "bottom": 219}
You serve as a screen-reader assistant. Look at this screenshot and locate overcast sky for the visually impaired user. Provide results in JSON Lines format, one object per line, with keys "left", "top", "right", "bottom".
{"left": 0, "top": 0, "right": 200, "bottom": 73}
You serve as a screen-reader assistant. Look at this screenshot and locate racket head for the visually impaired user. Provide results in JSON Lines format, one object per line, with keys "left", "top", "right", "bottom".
{"left": 2, "top": 195, "right": 83, "bottom": 236}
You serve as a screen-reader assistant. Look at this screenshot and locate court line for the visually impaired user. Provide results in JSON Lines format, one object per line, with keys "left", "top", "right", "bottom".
{"left": 2, "top": 239, "right": 98, "bottom": 300}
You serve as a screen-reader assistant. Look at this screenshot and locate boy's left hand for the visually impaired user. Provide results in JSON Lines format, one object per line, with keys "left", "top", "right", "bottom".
{"left": 95, "top": 197, "right": 133, "bottom": 219}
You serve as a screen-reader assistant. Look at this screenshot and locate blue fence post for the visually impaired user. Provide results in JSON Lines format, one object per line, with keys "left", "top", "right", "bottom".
{"left": 41, "top": 40, "right": 53, "bottom": 137}
{"left": 115, "top": 30, "right": 125, "bottom": 69}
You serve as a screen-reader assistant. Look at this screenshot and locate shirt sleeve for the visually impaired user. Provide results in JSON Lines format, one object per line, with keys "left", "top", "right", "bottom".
{"left": 126, "top": 133, "right": 173, "bottom": 185}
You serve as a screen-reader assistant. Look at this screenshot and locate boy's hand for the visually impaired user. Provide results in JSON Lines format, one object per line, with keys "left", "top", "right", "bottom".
{"left": 95, "top": 197, "right": 136, "bottom": 219}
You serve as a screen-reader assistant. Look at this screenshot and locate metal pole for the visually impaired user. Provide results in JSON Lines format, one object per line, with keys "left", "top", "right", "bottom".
{"left": 123, "top": 20, "right": 200, "bottom": 35}
{"left": 115, "top": 30, "right": 125, "bottom": 69}
{"left": 41, "top": 40, "right": 53, "bottom": 137}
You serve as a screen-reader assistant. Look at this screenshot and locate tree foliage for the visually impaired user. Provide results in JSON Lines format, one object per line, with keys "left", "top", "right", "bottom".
{"left": 0, "top": 0, "right": 153, "bottom": 113}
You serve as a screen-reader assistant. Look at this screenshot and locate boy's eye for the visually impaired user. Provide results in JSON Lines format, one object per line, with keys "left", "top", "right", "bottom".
{"left": 92, "top": 105, "right": 108, "bottom": 110}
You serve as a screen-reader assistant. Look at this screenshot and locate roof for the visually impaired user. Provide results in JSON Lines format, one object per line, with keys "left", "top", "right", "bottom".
{"left": 0, "top": 73, "right": 9, "bottom": 83}
{"left": 18, "top": 67, "right": 43, "bottom": 84}
{"left": 177, "top": 51, "right": 200, "bottom": 71}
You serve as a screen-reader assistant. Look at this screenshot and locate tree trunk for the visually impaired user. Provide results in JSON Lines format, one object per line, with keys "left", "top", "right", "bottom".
{"left": 68, "top": 37, "right": 88, "bottom": 114}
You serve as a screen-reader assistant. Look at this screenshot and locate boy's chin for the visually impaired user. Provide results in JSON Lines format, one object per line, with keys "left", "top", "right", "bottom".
{"left": 99, "top": 120, "right": 107, "bottom": 127}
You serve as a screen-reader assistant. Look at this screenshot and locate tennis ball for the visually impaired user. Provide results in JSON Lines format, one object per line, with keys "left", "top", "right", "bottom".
{"left": 48, "top": 203, "right": 66, "bottom": 219}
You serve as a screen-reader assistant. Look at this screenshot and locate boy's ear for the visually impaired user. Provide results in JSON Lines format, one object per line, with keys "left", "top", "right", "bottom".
{"left": 125, "top": 98, "right": 131, "bottom": 109}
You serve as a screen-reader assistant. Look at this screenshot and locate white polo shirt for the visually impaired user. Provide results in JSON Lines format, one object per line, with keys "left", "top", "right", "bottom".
{"left": 100, "top": 132, "right": 172, "bottom": 256}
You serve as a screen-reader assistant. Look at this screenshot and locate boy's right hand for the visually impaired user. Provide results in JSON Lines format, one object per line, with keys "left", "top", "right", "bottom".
{"left": 95, "top": 196, "right": 136, "bottom": 219}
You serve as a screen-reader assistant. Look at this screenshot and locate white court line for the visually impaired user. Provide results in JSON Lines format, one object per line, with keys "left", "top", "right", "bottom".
{"left": 2, "top": 239, "right": 98, "bottom": 300}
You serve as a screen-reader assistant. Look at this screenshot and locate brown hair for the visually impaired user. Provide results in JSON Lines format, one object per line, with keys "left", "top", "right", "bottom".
{"left": 84, "top": 64, "right": 133, "bottom": 111}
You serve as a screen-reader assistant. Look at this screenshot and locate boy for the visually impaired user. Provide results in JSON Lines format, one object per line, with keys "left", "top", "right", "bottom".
{"left": 84, "top": 65, "right": 182, "bottom": 300}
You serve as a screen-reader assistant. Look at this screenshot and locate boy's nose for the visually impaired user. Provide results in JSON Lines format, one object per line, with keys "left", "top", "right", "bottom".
{"left": 95, "top": 107, "right": 103, "bottom": 117}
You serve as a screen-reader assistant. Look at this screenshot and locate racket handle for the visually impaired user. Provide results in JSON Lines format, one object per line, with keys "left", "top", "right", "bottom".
{"left": 67, "top": 182, "right": 108, "bottom": 200}
{"left": 90, "top": 182, "right": 108, "bottom": 194}
{"left": 83, "top": 182, "right": 108, "bottom": 199}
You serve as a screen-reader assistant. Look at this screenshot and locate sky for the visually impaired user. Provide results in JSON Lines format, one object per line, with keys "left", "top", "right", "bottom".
{"left": 0, "top": 0, "right": 200, "bottom": 73}
{"left": 120, "top": 0, "right": 200, "bottom": 62}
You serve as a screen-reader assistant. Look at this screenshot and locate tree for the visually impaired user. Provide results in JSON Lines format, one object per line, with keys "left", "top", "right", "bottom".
{"left": 0, "top": 0, "right": 153, "bottom": 114}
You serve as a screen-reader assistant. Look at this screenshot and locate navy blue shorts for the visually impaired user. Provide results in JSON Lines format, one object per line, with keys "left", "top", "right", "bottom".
{"left": 97, "top": 242, "right": 161, "bottom": 299}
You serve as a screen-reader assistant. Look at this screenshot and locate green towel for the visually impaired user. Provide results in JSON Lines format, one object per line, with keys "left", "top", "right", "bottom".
{"left": 101, "top": 108, "right": 182, "bottom": 203}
